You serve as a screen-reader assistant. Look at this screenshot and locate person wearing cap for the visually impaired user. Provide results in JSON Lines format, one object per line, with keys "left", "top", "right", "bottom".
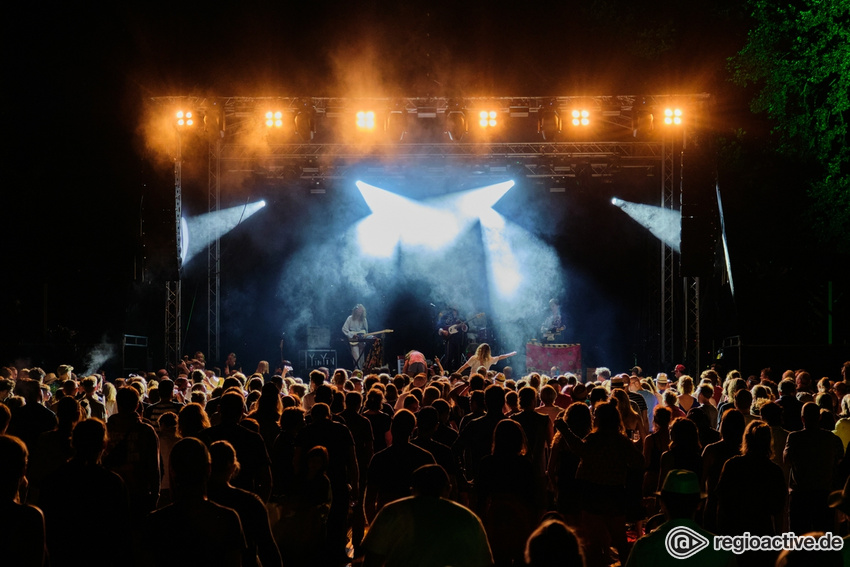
{"left": 655, "top": 373, "right": 670, "bottom": 394}
{"left": 625, "top": 469, "right": 736, "bottom": 567}
{"left": 673, "top": 364, "right": 686, "bottom": 381}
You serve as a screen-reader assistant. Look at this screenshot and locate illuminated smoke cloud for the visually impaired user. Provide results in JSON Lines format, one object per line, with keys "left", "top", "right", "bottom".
{"left": 82, "top": 337, "right": 118, "bottom": 376}
{"left": 612, "top": 198, "right": 681, "bottom": 252}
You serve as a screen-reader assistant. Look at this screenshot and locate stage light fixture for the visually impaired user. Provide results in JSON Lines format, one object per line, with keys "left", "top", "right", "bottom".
{"left": 664, "top": 108, "right": 683, "bottom": 126}
{"left": 294, "top": 100, "right": 316, "bottom": 141}
{"left": 175, "top": 110, "right": 195, "bottom": 127}
{"left": 386, "top": 107, "right": 407, "bottom": 141}
{"left": 265, "top": 111, "right": 285, "bottom": 128}
{"left": 356, "top": 111, "right": 376, "bottom": 131}
{"left": 446, "top": 110, "right": 467, "bottom": 141}
{"left": 478, "top": 110, "right": 498, "bottom": 128}
{"left": 632, "top": 110, "right": 654, "bottom": 138}
{"left": 538, "top": 107, "right": 561, "bottom": 140}
{"left": 571, "top": 109, "right": 590, "bottom": 126}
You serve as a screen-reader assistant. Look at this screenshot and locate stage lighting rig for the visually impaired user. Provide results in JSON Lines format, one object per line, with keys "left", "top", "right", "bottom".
{"left": 478, "top": 110, "right": 498, "bottom": 128}
{"left": 386, "top": 104, "right": 408, "bottom": 141}
{"left": 538, "top": 103, "right": 561, "bottom": 141}
{"left": 663, "top": 108, "right": 683, "bottom": 126}
{"left": 265, "top": 111, "right": 285, "bottom": 128}
{"left": 446, "top": 110, "right": 467, "bottom": 141}
{"left": 175, "top": 110, "right": 197, "bottom": 128}
{"left": 571, "top": 109, "right": 590, "bottom": 127}
{"left": 356, "top": 110, "right": 377, "bottom": 131}
{"left": 294, "top": 99, "right": 316, "bottom": 141}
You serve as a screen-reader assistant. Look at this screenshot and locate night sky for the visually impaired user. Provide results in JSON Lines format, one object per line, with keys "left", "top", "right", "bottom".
{"left": 2, "top": 1, "right": 845, "bottom": 376}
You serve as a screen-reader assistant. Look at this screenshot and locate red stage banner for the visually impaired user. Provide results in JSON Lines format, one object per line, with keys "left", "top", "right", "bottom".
{"left": 525, "top": 343, "right": 582, "bottom": 376}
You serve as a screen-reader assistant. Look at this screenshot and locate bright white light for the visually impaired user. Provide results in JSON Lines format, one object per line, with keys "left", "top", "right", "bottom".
{"left": 664, "top": 108, "right": 683, "bottom": 126}
{"left": 356, "top": 111, "right": 376, "bottom": 130}
{"left": 613, "top": 198, "right": 681, "bottom": 252}
{"left": 183, "top": 200, "right": 267, "bottom": 265}
{"left": 480, "top": 210, "right": 521, "bottom": 298}
{"left": 180, "top": 216, "right": 189, "bottom": 264}
{"left": 449, "top": 180, "right": 515, "bottom": 218}
{"left": 337, "top": 178, "right": 562, "bottom": 357}
{"left": 355, "top": 181, "right": 462, "bottom": 257}
{"left": 611, "top": 197, "right": 624, "bottom": 207}
{"left": 477, "top": 110, "right": 498, "bottom": 128}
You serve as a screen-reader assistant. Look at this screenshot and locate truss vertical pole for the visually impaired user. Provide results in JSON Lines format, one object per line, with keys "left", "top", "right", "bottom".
{"left": 680, "top": 133, "right": 702, "bottom": 373}
{"left": 208, "top": 137, "right": 221, "bottom": 364}
{"left": 165, "top": 135, "right": 183, "bottom": 369}
{"left": 660, "top": 135, "right": 676, "bottom": 369}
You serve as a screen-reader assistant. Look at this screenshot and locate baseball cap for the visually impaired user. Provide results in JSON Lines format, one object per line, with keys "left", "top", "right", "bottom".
{"left": 674, "top": 364, "right": 686, "bottom": 373}
{"left": 658, "top": 469, "right": 705, "bottom": 497}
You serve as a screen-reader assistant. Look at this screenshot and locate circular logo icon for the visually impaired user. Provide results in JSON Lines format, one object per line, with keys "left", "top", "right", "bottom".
{"left": 665, "top": 525, "right": 710, "bottom": 559}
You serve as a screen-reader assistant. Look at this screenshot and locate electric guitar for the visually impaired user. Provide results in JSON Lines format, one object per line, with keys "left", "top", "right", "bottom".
{"left": 349, "top": 329, "right": 394, "bottom": 345}
{"left": 441, "top": 313, "right": 485, "bottom": 337}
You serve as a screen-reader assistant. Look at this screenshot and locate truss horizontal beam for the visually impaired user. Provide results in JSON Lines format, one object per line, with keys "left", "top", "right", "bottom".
{"left": 221, "top": 141, "right": 662, "bottom": 160}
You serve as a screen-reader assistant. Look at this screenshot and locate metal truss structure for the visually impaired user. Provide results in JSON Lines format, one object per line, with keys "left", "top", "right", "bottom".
{"left": 660, "top": 135, "right": 678, "bottom": 370}
{"left": 208, "top": 138, "right": 222, "bottom": 364}
{"left": 156, "top": 93, "right": 710, "bottom": 369}
{"left": 165, "top": 141, "right": 184, "bottom": 369}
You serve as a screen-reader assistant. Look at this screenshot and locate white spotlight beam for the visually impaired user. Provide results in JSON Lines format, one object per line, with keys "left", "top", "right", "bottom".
{"left": 613, "top": 199, "right": 681, "bottom": 253}
{"left": 184, "top": 200, "right": 266, "bottom": 265}
{"left": 355, "top": 180, "right": 465, "bottom": 257}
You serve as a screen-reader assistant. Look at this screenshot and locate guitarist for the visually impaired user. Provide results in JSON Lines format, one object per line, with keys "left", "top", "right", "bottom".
{"left": 540, "top": 298, "right": 564, "bottom": 343}
{"left": 342, "top": 303, "right": 369, "bottom": 369}
{"left": 437, "top": 306, "right": 468, "bottom": 371}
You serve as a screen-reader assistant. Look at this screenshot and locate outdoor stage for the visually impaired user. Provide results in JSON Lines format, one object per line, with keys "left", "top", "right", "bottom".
{"left": 139, "top": 94, "right": 719, "bottom": 377}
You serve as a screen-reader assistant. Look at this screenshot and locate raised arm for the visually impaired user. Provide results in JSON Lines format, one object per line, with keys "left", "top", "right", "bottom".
{"left": 494, "top": 351, "right": 517, "bottom": 362}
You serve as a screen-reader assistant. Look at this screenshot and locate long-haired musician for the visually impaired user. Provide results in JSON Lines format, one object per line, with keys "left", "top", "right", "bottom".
{"left": 342, "top": 304, "right": 369, "bottom": 369}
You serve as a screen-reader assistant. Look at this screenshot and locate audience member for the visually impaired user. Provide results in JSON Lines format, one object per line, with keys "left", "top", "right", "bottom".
{"left": 143, "top": 438, "right": 246, "bottom": 567}
{"left": 361, "top": 464, "right": 493, "bottom": 567}
{"left": 784, "top": 401, "right": 844, "bottom": 534}
{"left": 0, "top": 434, "right": 47, "bottom": 567}
{"left": 625, "top": 469, "right": 735, "bottom": 567}
{"left": 208, "top": 440, "right": 282, "bottom": 567}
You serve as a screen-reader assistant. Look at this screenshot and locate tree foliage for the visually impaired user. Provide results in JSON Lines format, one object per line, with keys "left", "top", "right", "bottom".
{"left": 730, "top": 0, "right": 850, "bottom": 251}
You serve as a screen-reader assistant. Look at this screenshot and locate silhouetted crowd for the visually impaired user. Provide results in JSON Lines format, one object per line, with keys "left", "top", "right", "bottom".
{"left": 3, "top": 356, "right": 850, "bottom": 567}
